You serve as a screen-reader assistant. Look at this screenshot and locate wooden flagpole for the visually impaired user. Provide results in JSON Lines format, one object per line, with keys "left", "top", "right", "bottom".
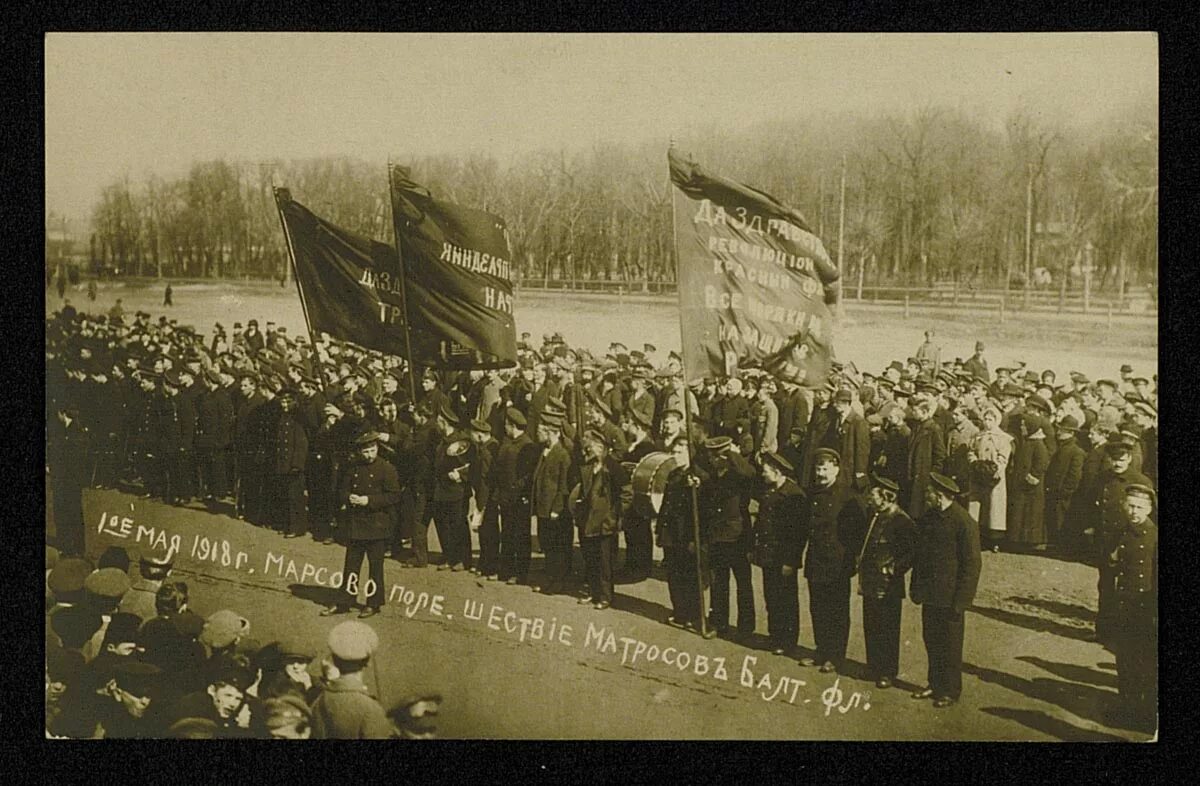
{"left": 272, "top": 184, "right": 330, "bottom": 391}
{"left": 668, "top": 139, "right": 712, "bottom": 640}
{"left": 386, "top": 160, "right": 421, "bottom": 406}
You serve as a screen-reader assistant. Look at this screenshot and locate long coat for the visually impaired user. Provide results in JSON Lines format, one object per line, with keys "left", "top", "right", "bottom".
{"left": 752, "top": 478, "right": 806, "bottom": 568}
{"left": 531, "top": 440, "right": 573, "bottom": 519}
{"left": 857, "top": 507, "right": 916, "bottom": 600}
{"left": 338, "top": 455, "right": 402, "bottom": 541}
{"left": 194, "top": 388, "right": 235, "bottom": 450}
{"left": 1043, "top": 436, "right": 1086, "bottom": 539}
{"left": 834, "top": 411, "right": 872, "bottom": 492}
{"left": 968, "top": 428, "right": 1012, "bottom": 533}
{"left": 1007, "top": 434, "right": 1049, "bottom": 545}
{"left": 910, "top": 501, "right": 981, "bottom": 611}
{"left": 801, "top": 480, "right": 867, "bottom": 584}
{"left": 569, "top": 457, "right": 627, "bottom": 538}
{"left": 311, "top": 677, "right": 393, "bottom": 739}
{"left": 907, "top": 418, "right": 946, "bottom": 519}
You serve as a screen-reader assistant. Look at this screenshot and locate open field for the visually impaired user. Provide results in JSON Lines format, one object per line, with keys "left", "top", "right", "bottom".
{"left": 47, "top": 280, "right": 1157, "bottom": 381}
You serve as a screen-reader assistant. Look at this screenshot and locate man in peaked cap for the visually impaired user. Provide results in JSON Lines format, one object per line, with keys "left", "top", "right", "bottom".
{"left": 798, "top": 447, "right": 867, "bottom": 674}
{"left": 909, "top": 472, "right": 981, "bottom": 708}
{"left": 754, "top": 450, "right": 806, "bottom": 656}
{"left": 1044, "top": 414, "right": 1087, "bottom": 551}
{"left": 858, "top": 474, "right": 916, "bottom": 689}
{"left": 492, "top": 406, "right": 540, "bottom": 584}
{"left": 311, "top": 620, "right": 391, "bottom": 739}
{"left": 323, "top": 431, "right": 402, "bottom": 619}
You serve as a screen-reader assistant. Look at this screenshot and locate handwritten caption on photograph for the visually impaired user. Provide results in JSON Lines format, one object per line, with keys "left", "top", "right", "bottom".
{"left": 95, "top": 511, "right": 869, "bottom": 715}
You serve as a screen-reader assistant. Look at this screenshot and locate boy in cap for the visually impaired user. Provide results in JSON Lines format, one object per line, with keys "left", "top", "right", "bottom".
{"left": 569, "top": 429, "right": 628, "bottom": 609}
{"left": 531, "top": 407, "right": 574, "bottom": 594}
{"left": 909, "top": 473, "right": 981, "bottom": 708}
{"left": 1106, "top": 483, "right": 1157, "bottom": 733}
{"left": 1089, "top": 437, "right": 1153, "bottom": 645}
{"left": 311, "top": 621, "right": 392, "bottom": 739}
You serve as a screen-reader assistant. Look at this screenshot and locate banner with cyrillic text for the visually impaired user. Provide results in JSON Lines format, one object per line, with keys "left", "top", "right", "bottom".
{"left": 389, "top": 164, "right": 518, "bottom": 369}
{"left": 669, "top": 148, "right": 839, "bottom": 388}
{"left": 276, "top": 188, "right": 414, "bottom": 358}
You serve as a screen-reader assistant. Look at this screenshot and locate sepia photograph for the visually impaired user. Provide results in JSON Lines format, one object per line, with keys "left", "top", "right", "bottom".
{"left": 43, "top": 32, "right": 1157, "bottom": 741}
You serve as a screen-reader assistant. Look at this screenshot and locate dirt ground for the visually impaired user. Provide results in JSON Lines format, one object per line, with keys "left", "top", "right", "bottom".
{"left": 46, "top": 280, "right": 1157, "bottom": 382}
{"left": 55, "top": 484, "right": 1151, "bottom": 742}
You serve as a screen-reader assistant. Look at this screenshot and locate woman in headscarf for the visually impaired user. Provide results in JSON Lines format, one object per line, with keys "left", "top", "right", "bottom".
{"left": 968, "top": 406, "right": 1013, "bottom": 553}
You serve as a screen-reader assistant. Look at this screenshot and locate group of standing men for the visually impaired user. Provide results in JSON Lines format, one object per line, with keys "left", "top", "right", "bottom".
{"left": 46, "top": 309, "right": 1156, "bottom": 731}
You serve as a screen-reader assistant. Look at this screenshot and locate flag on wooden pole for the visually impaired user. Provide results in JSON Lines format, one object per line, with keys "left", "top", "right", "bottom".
{"left": 388, "top": 164, "right": 518, "bottom": 369}
{"left": 669, "top": 148, "right": 839, "bottom": 387}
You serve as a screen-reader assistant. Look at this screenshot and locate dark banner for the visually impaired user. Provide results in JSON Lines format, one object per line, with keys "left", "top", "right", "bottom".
{"left": 389, "top": 165, "right": 518, "bottom": 369}
{"left": 276, "top": 188, "right": 413, "bottom": 359}
{"left": 669, "top": 148, "right": 839, "bottom": 388}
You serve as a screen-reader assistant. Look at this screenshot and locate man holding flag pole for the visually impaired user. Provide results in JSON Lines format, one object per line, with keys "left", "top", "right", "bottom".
{"left": 668, "top": 142, "right": 841, "bottom": 643}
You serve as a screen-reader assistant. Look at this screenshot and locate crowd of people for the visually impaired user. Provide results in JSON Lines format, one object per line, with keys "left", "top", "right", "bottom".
{"left": 45, "top": 306, "right": 1159, "bottom": 735}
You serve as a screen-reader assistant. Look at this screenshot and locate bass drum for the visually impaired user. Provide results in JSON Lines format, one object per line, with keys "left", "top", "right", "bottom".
{"left": 631, "top": 451, "right": 678, "bottom": 516}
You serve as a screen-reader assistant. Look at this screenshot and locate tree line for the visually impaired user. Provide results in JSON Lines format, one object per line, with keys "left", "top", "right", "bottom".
{"left": 86, "top": 100, "right": 1156, "bottom": 294}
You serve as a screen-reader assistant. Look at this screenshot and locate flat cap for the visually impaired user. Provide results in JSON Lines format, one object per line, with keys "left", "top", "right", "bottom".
{"left": 834, "top": 388, "right": 854, "bottom": 403}
{"left": 51, "top": 606, "right": 104, "bottom": 648}
{"left": 813, "top": 447, "right": 841, "bottom": 465}
{"left": 1056, "top": 415, "right": 1081, "bottom": 432}
{"left": 505, "top": 407, "right": 527, "bottom": 428}
{"left": 103, "top": 612, "right": 144, "bottom": 647}
{"left": 929, "top": 472, "right": 960, "bottom": 496}
{"left": 761, "top": 451, "right": 794, "bottom": 475}
{"left": 583, "top": 428, "right": 609, "bottom": 448}
{"left": 540, "top": 411, "right": 565, "bottom": 429}
{"left": 469, "top": 418, "right": 492, "bottom": 435}
{"left": 438, "top": 402, "right": 459, "bottom": 425}
{"left": 704, "top": 436, "right": 733, "bottom": 453}
{"left": 354, "top": 431, "right": 380, "bottom": 446}
{"left": 1123, "top": 483, "right": 1156, "bottom": 503}
{"left": 46, "top": 644, "right": 86, "bottom": 683}
{"left": 48, "top": 558, "right": 93, "bottom": 597}
{"left": 84, "top": 567, "right": 132, "bottom": 600}
{"left": 872, "top": 474, "right": 901, "bottom": 493}
{"left": 275, "top": 632, "right": 316, "bottom": 662}
{"left": 1105, "top": 438, "right": 1135, "bottom": 457}
{"left": 200, "top": 610, "right": 250, "bottom": 650}
{"left": 328, "top": 620, "right": 379, "bottom": 661}
{"left": 1026, "top": 395, "right": 1052, "bottom": 415}
{"left": 112, "top": 659, "right": 163, "bottom": 695}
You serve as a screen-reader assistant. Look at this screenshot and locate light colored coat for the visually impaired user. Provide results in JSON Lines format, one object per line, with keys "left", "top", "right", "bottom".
{"left": 968, "top": 428, "right": 1012, "bottom": 533}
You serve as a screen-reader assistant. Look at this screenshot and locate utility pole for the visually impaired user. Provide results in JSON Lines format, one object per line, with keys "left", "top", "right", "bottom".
{"left": 837, "top": 153, "right": 846, "bottom": 315}
{"left": 1024, "top": 162, "right": 1034, "bottom": 309}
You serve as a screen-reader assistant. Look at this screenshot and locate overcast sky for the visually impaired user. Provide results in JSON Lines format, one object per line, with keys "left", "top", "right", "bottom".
{"left": 45, "top": 32, "right": 1157, "bottom": 222}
